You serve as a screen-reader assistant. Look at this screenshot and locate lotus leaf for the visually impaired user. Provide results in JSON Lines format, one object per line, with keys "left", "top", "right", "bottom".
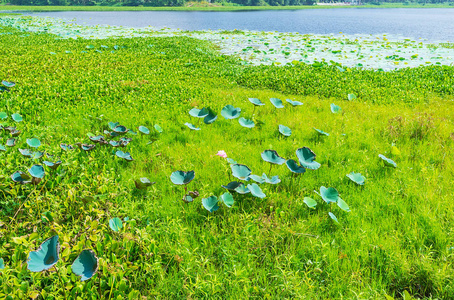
{"left": 19, "top": 148, "right": 32, "bottom": 157}
{"left": 29, "top": 165, "right": 45, "bottom": 179}
{"left": 247, "top": 183, "right": 266, "bottom": 198}
{"left": 170, "top": 170, "right": 195, "bottom": 185}
{"left": 11, "top": 113, "right": 22, "bottom": 122}
{"left": 261, "top": 150, "right": 286, "bottom": 165}
{"left": 31, "top": 151, "right": 44, "bottom": 159}
{"left": 27, "top": 235, "right": 59, "bottom": 272}
{"left": 109, "top": 217, "right": 123, "bottom": 232}
{"left": 10, "top": 129, "right": 21, "bottom": 137}
{"left": 184, "top": 123, "right": 200, "bottom": 131}
{"left": 303, "top": 197, "right": 317, "bottom": 209}
{"left": 347, "top": 94, "right": 357, "bottom": 101}
{"left": 203, "top": 109, "right": 218, "bottom": 124}
{"left": 346, "top": 172, "right": 365, "bottom": 185}
{"left": 72, "top": 249, "right": 98, "bottom": 281}
{"left": 89, "top": 135, "right": 106, "bottom": 143}
{"left": 60, "top": 143, "right": 74, "bottom": 151}
{"left": 379, "top": 154, "right": 397, "bottom": 168}
{"left": 221, "top": 105, "right": 241, "bottom": 119}
{"left": 113, "top": 125, "right": 128, "bottom": 134}
{"left": 27, "top": 138, "right": 41, "bottom": 148}
{"left": 330, "top": 103, "right": 342, "bottom": 113}
{"left": 248, "top": 98, "right": 265, "bottom": 106}
{"left": 231, "top": 164, "right": 252, "bottom": 180}
{"left": 337, "top": 198, "right": 350, "bottom": 212}
{"left": 0, "top": 145, "right": 5, "bottom": 151}
{"left": 262, "top": 173, "right": 281, "bottom": 184}
{"left": 0, "top": 86, "right": 8, "bottom": 92}
{"left": 313, "top": 128, "right": 329, "bottom": 136}
{"left": 189, "top": 107, "right": 209, "bottom": 118}
{"left": 296, "top": 147, "right": 320, "bottom": 170}
{"left": 43, "top": 160, "right": 62, "bottom": 170}
{"left": 115, "top": 150, "right": 133, "bottom": 161}
{"left": 221, "top": 181, "right": 242, "bottom": 191}
{"left": 134, "top": 177, "right": 155, "bottom": 189}
{"left": 220, "top": 192, "right": 234, "bottom": 207}
{"left": 270, "top": 98, "right": 284, "bottom": 108}
{"left": 238, "top": 117, "right": 255, "bottom": 128}
{"left": 109, "top": 140, "right": 121, "bottom": 147}
{"left": 2, "top": 80, "right": 15, "bottom": 88}
{"left": 0, "top": 258, "right": 3, "bottom": 270}
{"left": 226, "top": 158, "right": 237, "bottom": 165}
{"left": 120, "top": 137, "right": 132, "bottom": 147}
{"left": 286, "top": 159, "right": 306, "bottom": 174}
{"left": 0, "top": 112, "right": 7, "bottom": 120}
{"left": 318, "top": 186, "right": 340, "bottom": 204}
{"left": 182, "top": 195, "right": 194, "bottom": 203}
{"left": 108, "top": 122, "right": 119, "bottom": 130}
{"left": 285, "top": 99, "right": 303, "bottom": 106}
{"left": 279, "top": 125, "right": 292, "bottom": 137}
{"left": 138, "top": 126, "right": 150, "bottom": 135}
{"left": 154, "top": 124, "right": 163, "bottom": 133}
{"left": 202, "top": 196, "right": 220, "bottom": 212}
{"left": 6, "top": 138, "right": 15, "bottom": 147}
{"left": 328, "top": 212, "right": 339, "bottom": 224}
{"left": 248, "top": 174, "right": 265, "bottom": 184}
{"left": 80, "top": 144, "right": 95, "bottom": 151}
{"left": 234, "top": 183, "right": 250, "bottom": 194}
{"left": 11, "top": 171, "right": 31, "bottom": 184}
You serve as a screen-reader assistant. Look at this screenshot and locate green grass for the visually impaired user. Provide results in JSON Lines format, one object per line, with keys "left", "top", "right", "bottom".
{"left": 1, "top": 3, "right": 454, "bottom": 11}
{"left": 0, "top": 24, "right": 454, "bottom": 299}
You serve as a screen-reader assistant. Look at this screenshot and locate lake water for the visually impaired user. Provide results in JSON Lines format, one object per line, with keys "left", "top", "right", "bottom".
{"left": 22, "top": 8, "right": 454, "bottom": 42}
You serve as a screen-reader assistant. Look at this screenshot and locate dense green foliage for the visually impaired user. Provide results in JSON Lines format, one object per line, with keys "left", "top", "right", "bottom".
{"left": 1, "top": 24, "right": 454, "bottom": 299}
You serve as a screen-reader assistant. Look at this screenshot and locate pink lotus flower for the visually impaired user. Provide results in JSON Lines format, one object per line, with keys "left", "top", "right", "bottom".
{"left": 216, "top": 150, "right": 227, "bottom": 158}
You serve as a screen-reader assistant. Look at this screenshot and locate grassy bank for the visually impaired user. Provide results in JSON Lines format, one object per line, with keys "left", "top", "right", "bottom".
{"left": 0, "top": 24, "right": 454, "bottom": 299}
{"left": 1, "top": 3, "right": 454, "bottom": 11}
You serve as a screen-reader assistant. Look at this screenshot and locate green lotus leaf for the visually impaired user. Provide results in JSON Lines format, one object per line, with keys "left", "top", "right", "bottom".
{"left": 0, "top": 258, "right": 4, "bottom": 270}
{"left": 279, "top": 125, "right": 292, "bottom": 137}
{"left": 231, "top": 164, "right": 252, "bottom": 180}
{"left": 11, "top": 171, "right": 31, "bottom": 184}
{"left": 184, "top": 123, "right": 200, "bottom": 131}
{"left": 261, "top": 150, "right": 286, "bottom": 165}
{"left": 238, "top": 117, "right": 255, "bottom": 128}
{"left": 226, "top": 158, "right": 237, "bottom": 165}
{"left": 89, "top": 135, "right": 106, "bottom": 143}
{"left": 134, "top": 177, "right": 155, "bottom": 189}
{"left": 19, "top": 148, "right": 32, "bottom": 157}
{"left": 202, "top": 196, "right": 219, "bottom": 212}
{"left": 31, "top": 151, "right": 45, "bottom": 159}
{"left": 189, "top": 107, "right": 209, "bottom": 118}
{"left": 105, "top": 130, "right": 119, "bottom": 137}
{"left": 0, "top": 112, "right": 7, "bottom": 120}
{"left": 286, "top": 159, "right": 306, "bottom": 174}
{"left": 221, "top": 181, "right": 242, "bottom": 191}
{"left": 109, "top": 140, "right": 121, "bottom": 147}
{"left": 234, "top": 183, "right": 250, "bottom": 194}
{"left": 317, "top": 186, "right": 339, "bottom": 204}
{"left": 182, "top": 195, "right": 194, "bottom": 203}
{"left": 27, "top": 138, "right": 41, "bottom": 148}
{"left": 346, "top": 172, "right": 365, "bottom": 185}
{"left": 154, "top": 124, "right": 163, "bottom": 133}
{"left": 270, "top": 98, "right": 284, "bottom": 108}
{"left": 60, "top": 143, "right": 74, "bottom": 151}
{"left": 347, "top": 93, "right": 357, "bottom": 101}
{"left": 2, "top": 80, "right": 15, "bottom": 88}
{"left": 337, "top": 198, "right": 350, "bottom": 212}
{"left": 138, "top": 126, "right": 150, "bottom": 135}
{"left": 328, "top": 212, "right": 339, "bottom": 224}
{"left": 113, "top": 125, "right": 128, "bottom": 134}
{"left": 303, "top": 197, "right": 317, "bottom": 209}
{"left": 248, "top": 98, "right": 265, "bottom": 106}
{"left": 220, "top": 192, "right": 234, "bottom": 207}
{"left": 109, "top": 217, "right": 123, "bottom": 232}
{"left": 261, "top": 173, "right": 281, "bottom": 184}
{"left": 0, "top": 144, "right": 5, "bottom": 151}
{"left": 115, "top": 150, "right": 133, "bottom": 161}
{"left": 11, "top": 113, "right": 22, "bottom": 123}
{"left": 330, "top": 103, "right": 342, "bottom": 114}
{"left": 296, "top": 147, "right": 320, "bottom": 170}
{"left": 379, "top": 154, "right": 397, "bottom": 168}
{"left": 170, "top": 170, "right": 195, "bottom": 185}
{"left": 203, "top": 108, "right": 218, "bottom": 124}
{"left": 71, "top": 249, "right": 98, "bottom": 281}
{"left": 313, "top": 128, "right": 329, "bottom": 136}
{"left": 80, "top": 144, "right": 95, "bottom": 151}
{"left": 221, "top": 105, "right": 241, "bottom": 119}
{"left": 27, "top": 235, "right": 59, "bottom": 272}
{"left": 119, "top": 137, "right": 132, "bottom": 147}
{"left": 248, "top": 174, "right": 265, "bottom": 184}
{"left": 128, "top": 129, "right": 137, "bottom": 135}
{"left": 28, "top": 165, "right": 45, "bottom": 179}
{"left": 43, "top": 160, "right": 62, "bottom": 170}
{"left": 108, "top": 122, "right": 119, "bottom": 130}
{"left": 285, "top": 99, "right": 303, "bottom": 106}
{"left": 247, "top": 183, "right": 266, "bottom": 198}
{"left": 6, "top": 138, "right": 15, "bottom": 147}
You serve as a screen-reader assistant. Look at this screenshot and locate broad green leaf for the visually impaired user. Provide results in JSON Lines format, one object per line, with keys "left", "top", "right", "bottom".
{"left": 202, "top": 196, "right": 219, "bottom": 212}
{"left": 337, "top": 198, "right": 350, "bottom": 212}
{"left": 328, "top": 212, "right": 339, "bottom": 224}
{"left": 27, "top": 138, "right": 41, "bottom": 148}
{"left": 184, "top": 123, "right": 200, "bottom": 131}
{"left": 303, "top": 197, "right": 317, "bottom": 209}
{"left": 238, "top": 117, "right": 255, "bottom": 128}
{"left": 231, "top": 164, "right": 252, "bottom": 180}
{"left": 170, "top": 170, "right": 195, "bottom": 185}
{"left": 28, "top": 165, "right": 45, "bottom": 179}
{"left": 347, "top": 93, "right": 357, "bottom": 101}
{"left": 330, "top": 103, "right": 342, "bottom": 113}
{"left": 270, "top": 98, "right": 284, "bottom": 108}
{"left": 262, "top": 173, "right": 281, "bottom": 184}
{"left": 247, "top": 183, "right": 266, "bottom": 198}
{"left": 27, "top": 235, "right": 59, "bottom": 272}
{"left": 0, "top": 112, "right": 7, "bottom": 120}
{"left": 379, "top": 154, "right": 397, "bottom": 168}
{"left": 138, "top": 126, "right": 150, "bottom": 135}
{"left": 221, "top": 105, "right": 241, "bottom": 119}
{"left": 346, "top": 172, "right": 365, "bottom": 185}
{"left": 248, "top": 98, "right": 265, "bottom": 106}
{"left": 286, "top": 99, "right": 303, "bottom": 106}
{"left": 261, "top": 150, "right": 286, "bottom": 165}
{"left": 11, "top": 113, "right": 22, "bottom": 122}
{"left": 72, "top": 249, "right": 98, "bottom": 281}
{"left": 234, "top": 183, "right": 250, "bottom": 194}
{"left": 286, "top": 159, "right": 306, "bottom": 174}
{"left": 115, "top": 150, "right": 133, "bottom": 161}
{"left": 220, "top": 192, "right": 234, "bottom": 207}
{"left": 221, "top": 181, "right": 242, "bottom": 191}
{"left": 203, "top": 108, "right": 217, "bottom": 124}
{"left": 154, "top": 124, "right": 163, "bottom": 133}
{"left": 248, "top": 174, "right": 265, "bottom": 184}
{"left": 296, "top": 147, "right": 320, "bottom": 170}
{"left": 109, "top": 217, "right": 123, "bottom": 232}
{"left": 2, "top": 80, "right": 15, "bottom": 88}
{"left": 313, "top": 128, "right": 329, "bottom": 136}
{"left": 189, "top": 107, "right": 209, "bottom": 118}
{"left": 279, "top": 125, "right": 292, "bottom": 137}
{"left": 317, "top": 186, "right": 339, "bottom": 204}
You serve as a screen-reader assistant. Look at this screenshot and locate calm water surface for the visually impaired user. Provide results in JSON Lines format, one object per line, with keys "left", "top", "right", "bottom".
{"left": 23, "top": 8, "right": 454, "bottom": 42}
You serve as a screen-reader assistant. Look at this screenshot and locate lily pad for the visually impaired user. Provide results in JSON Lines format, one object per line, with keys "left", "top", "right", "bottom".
{"left": 313, "top": 128, "right": 330, "bottom": 136}
{"left": 119, "top": 137, "right": 132, "bottom": 147}
{"left": 27, "top": 138, "right": 41, "bottom": 148}
{"left": 346, "top": 172, "right": 365, "bottom": 185}
{"left": 303, "top": 197, "right": 317, "bottom": 209}
{"left": 231, "top": 164, "right": 252, "bottom": 180}
{"left": 72, "top": 249, "right": 98, "bottom": 281}
{"left": 182, "top": 194, "right": 194, "bottom": 203}
{"left": 28, "top": 165, "right": 45, "bottom": 179}
{"left": 27, "top": 235, "right": 59, "bottom": 272}
{"left": 379, "top": 154, "right": 397, "bottom": 168}
{"left": 296, "top": 147, "right": 320, "bottom": 170}
{"left": 239, "top": 117, "right": 255, "bottom": 128}
{"left": 89, "top": 135, "right": 106, "bottom": 143}
{"left": 317, "top": 186, "right": 340, "bottom": 204}
{"left": 184, "top": 123, "right": 200, "bottom": 131}
{"left": 170, "top": 170, "right": 195, "bottom": 185}
{"left": 109, "top": 217, "right": 123, "bottom": 232}
{"left": 31, "top": 151, "right": 45, "bottom": 160}
{"left": 279, "top": 125, "right": 292, "bottom": 137}
{"left": 286, "top": 159, "right": 306, "bottom": 174}
{"left": 1, "top": 80, "right": 15, "bottom": 88}
{"left": 261, "top": 150, "right": 286, "bottom": 165}
{"left": 115, "top": 150, "right": 133, "bottom": 161}
{"left": 134, "top": 177, "right": 155, "bottom": 189}
{"left": 220, "top": 192, "right": 234, "bottom": 207}
{"left": 286, "top": 99, "right": 303, "bottom": 106}
{"left": 11, "top": 113, "right": 22, "bottom": 123}
{"left": 262, "top": 173, "right": 281, "bottom": 184}
{"left": 221, "top": 181, "right": 242, "bottom": 191}
{"left": 202, "top": 196, "right": 220, "bottom": 212}
{"left": 221, "top": 105, "right": 241, "bottom": 119}
{"left": 270, "top": 98, "right": 284, "bottom": 108}
{"left": 248, "top": 98, "right": 265, "bottom": 106}
{"left": 79, "top": 144, "right": 95, "bottom": 151}
{"left": 247, "top": 183, "right": 266, "bottom": 198}
{"left": 189, "top": 107, "right": 209, "bottom": 118}
{"left": 109, "top": 140, "right": 121, "bottom": 147}
{"left": 330, "top": 103, "right": 342, "bottom": 114}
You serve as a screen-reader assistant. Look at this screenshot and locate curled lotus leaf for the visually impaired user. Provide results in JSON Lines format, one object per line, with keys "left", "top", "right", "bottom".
{"left": 189, "top": 107, "right": 209, "bottom": 118}
{"left": 261, "top": 173, "right": 281, "bottom": 184}
{"left": 379, "top": 154, "right": 397, "bottom": 168}
{"left": 182, "top": 194, "right": 194, "bottom": 203}
{"left": 170, "top": 170, "right": 195, "bottom": 185}
{"left": 120, "top": 137, "right": 132, "bottom": 147}
{"left": 134, "top": 177, "right": 155, "bottom": 189}
{"left": 248, "top": 174, "right": 265, "bottom": 184}
{"left": 221, "top": 181, "right": 242, "bottom": 191}
{"left": 296, "top": 147, "right": 320, "bottom": 170}
{"left": 184, "top": 123, "right": 200, "bottom": 131}
{"left": 78, "top": 144, "right": 96, "bottom": 151}
{"left": 220, "top": 192, "right": 234, "bottom": 207}
{"left": 261, "top": 150, "right": 286, "bottom": 165}
{"left": 113, "top": 125, "right": 128, "bottom": 134}
{"left": 286, "top": 159, "right": 306, "bottom": 174}
{"left": 28, "top": 165, "right": 45, "bottom": 179}
{"left": 10, "top": 129, "right": 21, "bottom": 137}
{"left": 31, "top": 151, "right": 45, "bottom": 160}
{"left": 11, "top": 113, "right": 22, "bottom": 123}
{"left": 89, "top": 135, "right": 106, "bottom": 143}
{"left": 115, "top": 150, "right": 133, "bottom": 161}
{"left": 0, "top": 258, "right": 3, "bottom": 270}
{"left": 202, "top": 196, "right": 220, "bottom": 212}
{"left": 346, "top": 172, "right": 365, "bottom": 185}
{"left": 71, "top": 249, "right": 98, "bottom": 281}
{"left": 2, "top": 81, "right": 15, "bottom": 88}
{"left": 270, "top": 98, "right": 284, "bottom": 108}
{"left": 231, "top": 164, "right": 252, "bottom": 180}
{"left": 6, "top": 138, "right": 16, "bottom": 147}
{"left": 43, "top": 160, "right": 62, "bottom": 170}
{"left": 330, "top": 103, "right": 342, "bottom": 114}
{"left": 104, "top": 130, "right": 119, "bottom": 137}
{"left": 313, "top": 128, "right": 329, "bottom": 136}
{"left": 19, "top": 148, "right": 32, "bottom": 157}
{"left": 138, "top": 126, "right": 150, "bottom": 135}
{"left": 109, "top": 217, "right": 123, "bottom": 232}
{"left": 303, "top": 197, "right": 317, "bottom": 209}
{"left": 11, "top": 171, "right": 31, "bottom": 184}
{"left": 3, "top": 126, "right": 16, "bottom": 133}
{"left": 108, "top": 122, "right": 119, "bottom": 130}
{"left": 221, "top": 105, "right": 241, "bottom": 120}
{"left": 247, "top": 183, "right": 266, "bottom": 198}
{"left": 248, "top": 98, "right": 265, "bottom": 106}
{"left": 27, "top": 138, "right": 41, "bottom": 148}
{"left": 279, "top": 125, "right": 292, "bottom": 137}
{"left": 337, "top": 198, "right": 350, "bottom": 212}
{"left": 203, "top": 108, "right": 217, "bottom": 124}
{"left": 27, "top": 235, "right": 59, "bottom": 272}
{"left": 0, "top": 112, "right": 7, "bottom": 120}
{"left": 154, "top": 124, "right": 163, "bottom": 133}
{"left": 109, "top": 140, "right": 121, "bottom": 147}
{"left": 317, "top": 186, "right": 340, "bottom": 204}
{"left": 286, "top": 99, "right": 303, "bottom": 106}
{"left": 328, "top": 212, "right": 340, "bottom": 224}
{"left": 238, "top": 117, "right": 255, "bottom": 128}
{"left": 60, "top": 143, "right": 74, "bottom": 151}
{"left": 234, "top": 183, "right": 250, "bottom": 194}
